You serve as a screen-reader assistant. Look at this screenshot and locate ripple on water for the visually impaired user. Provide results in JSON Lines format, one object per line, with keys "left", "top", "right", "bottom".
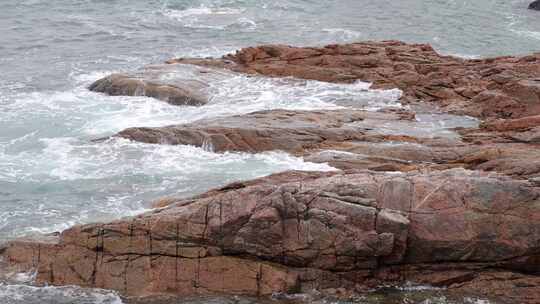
{"left": 161, "top": 4, "right": 256, "bottom": 30}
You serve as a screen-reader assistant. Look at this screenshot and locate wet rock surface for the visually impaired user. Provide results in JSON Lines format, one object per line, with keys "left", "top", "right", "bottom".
{"left": 5, "top": 41, "right": 540, "bottom": 303}
{"left": 113, "top": 106, "right": 540, "bottom": 181}
{"left": 115, "top": 108, "right": 421, "bottom": 152}
{"left": 89, "top": 64, "right": 215, "bottom": 106}
{"left": 172, "top": 41, "right": 540, "bottom": 119}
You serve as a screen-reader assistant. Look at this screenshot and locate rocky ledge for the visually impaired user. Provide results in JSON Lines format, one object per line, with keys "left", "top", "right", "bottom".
{"left": 3, "top": 169, "right": 540, "bottom": 303}
{"left": 3, "top": 41, "right": 540, "bottom": 303}
{"left": 168, "top": 40, "right": 540, "bottom": 119}
{"left": 90, "top": 40, "right": 540, "bottom": 119}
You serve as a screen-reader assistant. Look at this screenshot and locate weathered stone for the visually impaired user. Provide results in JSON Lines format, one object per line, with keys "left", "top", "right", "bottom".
{"left": 4, "top": 169, "right": 540, "bottom": 302}
{"left": 114, "top": 109, "right": 418, "bottom": 153}
{"left": 6, "top": 41, "right": 540, "bottom": 304}
{"left": 169, "top": 41, "right": 540, "bottom": 119}
{"left": 89, "top": 64, "right": 212, "bottom": 106}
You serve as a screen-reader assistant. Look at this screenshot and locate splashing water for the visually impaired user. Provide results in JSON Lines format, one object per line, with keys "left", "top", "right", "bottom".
{"left": 0, "top": 0, "right": 535, "bottom": 302}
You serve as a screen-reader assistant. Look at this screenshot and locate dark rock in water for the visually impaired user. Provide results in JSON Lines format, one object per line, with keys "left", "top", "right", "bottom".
{"left": 89, "top": 74, "right": 207, "bottom": 106}
{"left": 88, "top": 64, "right": 213, "bottom": 106}
{"left": 529, "top": 0, "right": 540, "bottom": 10}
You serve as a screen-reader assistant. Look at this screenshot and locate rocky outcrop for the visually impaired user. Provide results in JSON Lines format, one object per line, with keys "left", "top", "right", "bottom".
{"left": 89, "top": 64, "right": 214, "bottom": 106}
{"left": 109, "top": 106, "right": 540, "bottom": 180}
{"left": 6, "top": 41, "right": 540, "bottom": 303}
{"left": 530, "top": 1, "right": 540, "bottom": 10}
{"left": 3, "top": 169, "right": 540, "bottom": 302}
{"left": 115, "top": 108, "right": 421, "bottom": 153}
{"left": 170, "top": 41, "right": 540, "bottom": 119}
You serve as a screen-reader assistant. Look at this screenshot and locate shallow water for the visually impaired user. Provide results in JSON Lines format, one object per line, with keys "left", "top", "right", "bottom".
{"left": 1, "top": 0, "right": 538, "bottom": 303}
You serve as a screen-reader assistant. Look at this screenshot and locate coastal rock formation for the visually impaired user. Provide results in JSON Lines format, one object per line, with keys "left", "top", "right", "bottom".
{"left": 530, "top": 0, "right": 540, "bottom": 10}
{"left": 170, "top": 41, "right": 540, "bottom": 119}
{"left": 111, "top": 107, "right": 540, "bottom": 180}
{"left": 3, "top": 169, "right": 540, "bottom": 302}
{"left": 90, "top": 40, "right": 540, "bottom": 120}
{"left": 5, "top": 41, "right": 540, "bottom": 303}
{"left": 89, "top": 64, "right": 214, "bottom": 106}
{"left": 115, "top": 108, "right": 421, "bottom": 153}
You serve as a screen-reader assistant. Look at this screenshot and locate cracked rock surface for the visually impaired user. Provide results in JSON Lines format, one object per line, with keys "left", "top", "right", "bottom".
{"left": 3, "top": 169, "right": 540, "bottom": 302}
{"left": 5, "top": 41, "right": 540, "bottom": 303}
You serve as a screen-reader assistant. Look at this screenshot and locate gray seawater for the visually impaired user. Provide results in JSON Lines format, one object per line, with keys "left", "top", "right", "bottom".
{"left": 1, "top": 0, "right": 539, "bottom": 303}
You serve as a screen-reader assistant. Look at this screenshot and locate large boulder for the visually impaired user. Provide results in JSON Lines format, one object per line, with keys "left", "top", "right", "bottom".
{"left": 3, "top": 169, "right": 540, "bottom": 302}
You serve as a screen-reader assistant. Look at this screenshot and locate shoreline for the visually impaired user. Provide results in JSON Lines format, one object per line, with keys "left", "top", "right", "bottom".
{"left": 3, "top": 41, "right": 540, "bottom": 303}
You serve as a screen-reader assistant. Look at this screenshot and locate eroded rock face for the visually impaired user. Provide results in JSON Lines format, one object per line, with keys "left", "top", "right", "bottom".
{"left": 3, "top": 169, "right": 540, "bottom": 302}
{"left": 171, "top": 41, "right": 540, "bottom": 119}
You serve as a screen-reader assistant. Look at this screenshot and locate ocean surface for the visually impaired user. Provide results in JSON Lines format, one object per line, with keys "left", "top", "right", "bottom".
{"left": 1, "top": 0, "right": 540, "bottom": 303}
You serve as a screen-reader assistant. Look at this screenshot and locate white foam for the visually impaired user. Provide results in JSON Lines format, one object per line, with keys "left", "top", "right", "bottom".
{"left": 72, "top": 70, "right": 401, "bottom": 136}
{"left": 162, "top": 4, "right": 247, "bottom": 30}
{"left": 323, "top": 28, "right": 363, "bottom": 41}
{"left": 172, "top": 46, "right": 238, "bottom": 59}
{"left": 1, "top": 135, "right": 335, "bottom": 239}
{"left": 164, "top": 6, "right": 244, "bottom": 19}
{"left": 70, "top": 70, "right": 119, "bottom": 85}
{"left": 0, "top": 64, "right": 400, "bottom": 241}
{"left": 512, "top": 29, "right": 540, "bottom": 41}
{"left": 444, "top": 52, "right": 481, "bottom": 59}
{"left": 0, "top": 284, "right": 124, "bottom": 304}
{"left": 205, "top": 75, "right": 402, "bottom": 114}
{"left": 36, "top": 137, "right": 336, "bottom": 181}
{"left": 233, "top": 17, "right": 257, "bottom": 30}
